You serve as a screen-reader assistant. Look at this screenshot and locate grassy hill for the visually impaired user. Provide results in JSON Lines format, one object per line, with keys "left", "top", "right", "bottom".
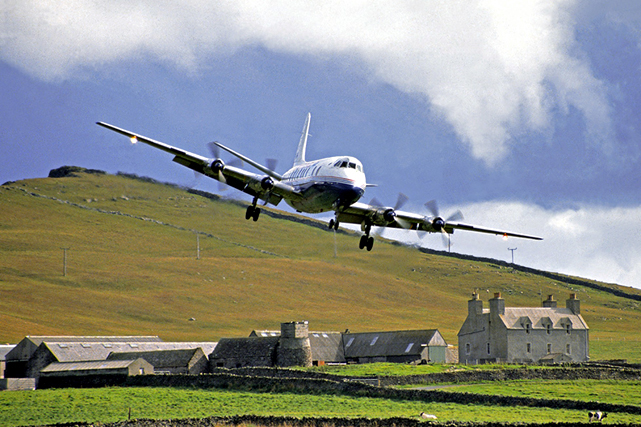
{"left": 1, "top": 167, "right": 640, "bottom": 361}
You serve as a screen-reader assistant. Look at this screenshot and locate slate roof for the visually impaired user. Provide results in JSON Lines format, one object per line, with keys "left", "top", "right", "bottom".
{"left": 343, "top": 330, "right": 446, "bottom": 359}
{"left": 6, "top": 336, "right": 162, "bottom": 361}
{"left": 497, "top": 307, "right": 589, "bottom": 330}
{"left": 40, "top": 359, "right": 143, "bottom": 373}
{"left": 308, "top": 332, "right": 345, "bottom": 363}
{"left": 107, "top": 348, "right": 204, "bottom": 368}
{"left": 40, "top": 341, "right": 217, "bottom": 362}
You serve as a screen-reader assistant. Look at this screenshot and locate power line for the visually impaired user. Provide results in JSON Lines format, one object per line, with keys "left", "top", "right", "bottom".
{"left": 508, "top": 247, "right": 517, "bottom": 264}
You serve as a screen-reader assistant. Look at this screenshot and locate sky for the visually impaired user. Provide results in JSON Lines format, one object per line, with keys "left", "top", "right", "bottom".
{"left": 2, "top": 1, "right": 641, "bottom": 289}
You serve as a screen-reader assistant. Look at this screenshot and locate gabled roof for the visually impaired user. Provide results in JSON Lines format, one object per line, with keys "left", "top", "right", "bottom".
{"left": 6, "top": 336, "right": 162, "bottom": 361}
{"left": 500, "top": 307, "right": 588, "bottom": 330}
{"left": 40, "top": 359, "right": 144, "bottom": 373}
{"left": 107, "top": 348, "right": 204, "bottom": 368}
{"left": 308, "top": 332, "right": 344, "bottom": 363}
{"left": 39, "top": 342, "right": 217, "bottom": 363}
{"left": 343, "top": 330, "right": 446, "bottom": 359}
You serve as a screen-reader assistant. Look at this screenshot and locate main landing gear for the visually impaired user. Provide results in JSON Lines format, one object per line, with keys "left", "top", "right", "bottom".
{"left": 245, "top": 197, "right": 260, "bottom": 221}
{"left": 359, "top": 223, "right": 374, "bottom": 251}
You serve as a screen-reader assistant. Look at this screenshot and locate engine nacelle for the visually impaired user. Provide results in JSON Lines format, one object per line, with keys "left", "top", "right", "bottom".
{"left": 210, "top": 159, "right": 225, "bottom": 174}
{"left": 261, "top": 176, "right": 274, "bottom": 190}
{"left": 383, "top": 208, "right": 396, "bottom": 223}
{"left": 432, "top": 217, "right": 445, "bottom": 232}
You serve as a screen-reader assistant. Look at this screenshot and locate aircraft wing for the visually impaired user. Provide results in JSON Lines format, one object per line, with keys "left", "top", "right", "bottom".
{"left": 96, "top": 122, "right": 301, "bottom": 206}
{"left": 337, "top": 202, "right": 542, "bottom": 240}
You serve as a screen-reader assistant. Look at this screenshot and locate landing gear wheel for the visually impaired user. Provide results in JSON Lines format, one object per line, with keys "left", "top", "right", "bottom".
{"left": 245, "top": 205, "right": 254, "bottom": 220}
{"left": 252, "top": 207, "right": 261, "bottom": 221}
{"left": 366, "top": 236, "right": 374, "bottom": 251}
{"left": 359, "top": 235, "right": 367, "bottom": 250}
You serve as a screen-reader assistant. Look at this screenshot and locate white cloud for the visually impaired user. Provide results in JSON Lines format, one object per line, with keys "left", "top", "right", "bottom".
{"left": 384, "top": 201, "right": 641, "bottom": 289}
{"left": 0, "top": 0, "right": 616, "bottom": 164}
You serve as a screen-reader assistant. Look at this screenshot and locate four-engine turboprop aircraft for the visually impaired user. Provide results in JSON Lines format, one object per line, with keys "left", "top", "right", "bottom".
{"left": 97, "top": 114, "right": 542, "bottom": 251}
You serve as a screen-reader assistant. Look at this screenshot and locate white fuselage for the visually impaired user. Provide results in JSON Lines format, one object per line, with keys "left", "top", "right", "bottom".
{"left": 281, "top": 156, "right": 366, "bottom": 213}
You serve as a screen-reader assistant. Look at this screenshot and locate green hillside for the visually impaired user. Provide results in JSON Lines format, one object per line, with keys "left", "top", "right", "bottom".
{"left": 1, "top": 168, "right": 640, "bottom": 361}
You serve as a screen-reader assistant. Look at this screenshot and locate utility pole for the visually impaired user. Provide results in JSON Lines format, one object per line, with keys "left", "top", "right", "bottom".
{"left": 508, "top": 247, "right": 517, "bottom": 264}
{"left": 61, "top": 247, "right": 70, "bottom": 276}
{"left": 196, "top": 234, "right": 200, "bottom": 260}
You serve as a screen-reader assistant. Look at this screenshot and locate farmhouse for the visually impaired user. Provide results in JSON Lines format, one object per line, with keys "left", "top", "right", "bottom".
{"left": 458, "top": 292, "right": 589, "bottom": 364}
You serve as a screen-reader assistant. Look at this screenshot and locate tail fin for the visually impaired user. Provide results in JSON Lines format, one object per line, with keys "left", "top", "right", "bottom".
{"left": 293, "top": 113, "right": 311, "bottom": 166}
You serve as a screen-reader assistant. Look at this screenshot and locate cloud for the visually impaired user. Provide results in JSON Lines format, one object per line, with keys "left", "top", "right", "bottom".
{"left": 387, "top": 200, "right": 641, "bottom": 289}
{"left": 0, "top": 0, "right": 616, "bottom": 165}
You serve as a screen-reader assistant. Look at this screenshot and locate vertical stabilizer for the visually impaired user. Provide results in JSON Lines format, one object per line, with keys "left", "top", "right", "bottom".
{"left": 293, "top": 113, "right": 311, "bottom": 166}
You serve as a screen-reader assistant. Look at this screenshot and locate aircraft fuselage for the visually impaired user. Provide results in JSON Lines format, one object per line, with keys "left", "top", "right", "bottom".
{"left": 282, "top": 156, "right": 366, "bottom": 213}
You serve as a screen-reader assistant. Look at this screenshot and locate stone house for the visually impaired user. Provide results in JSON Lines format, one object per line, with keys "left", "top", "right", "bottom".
{"left": 458, "top": 292, "right": 589, "bottom": 364}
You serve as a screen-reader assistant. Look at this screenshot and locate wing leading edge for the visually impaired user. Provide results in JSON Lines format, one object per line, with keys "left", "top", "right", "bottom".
{"left": 338, "top": 202, "right": 542, "bottom": 241}
{"left": 96, "top": 122, "right": 300, "bottom": 207}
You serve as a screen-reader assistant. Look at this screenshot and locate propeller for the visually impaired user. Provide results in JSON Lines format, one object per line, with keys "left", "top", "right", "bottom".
{"left": 370, "top": 193, "right": 411, "bottom": 229}
{"left": 424, "top": 199, "right": 464, "bottom": 248}
{"left": 207, "top": 142, "right": 245, "bottom": 189}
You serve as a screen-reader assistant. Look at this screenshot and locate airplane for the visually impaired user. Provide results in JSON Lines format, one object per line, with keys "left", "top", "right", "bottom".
{"left": 97, "top": 113, "right": 542, "bottom": 251}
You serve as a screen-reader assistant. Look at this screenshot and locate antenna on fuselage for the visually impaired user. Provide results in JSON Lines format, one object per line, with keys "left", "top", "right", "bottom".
{"left": 293, "top": 113, "right": 311, "bottom": 167}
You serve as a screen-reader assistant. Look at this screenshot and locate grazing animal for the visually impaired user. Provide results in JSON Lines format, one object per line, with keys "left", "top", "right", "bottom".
{"left": 419, "top": 412, "right": 437, "bottom": 420}
{"left": 588, "top": 411, "right": 607, "bottom": 422}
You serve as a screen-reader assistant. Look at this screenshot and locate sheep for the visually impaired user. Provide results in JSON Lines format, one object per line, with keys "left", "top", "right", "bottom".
{"left": 419, "top": 412, "right": 437, "bottom": 420}
{"left": 588, "top": 411, "right": 607, "bottom": 422}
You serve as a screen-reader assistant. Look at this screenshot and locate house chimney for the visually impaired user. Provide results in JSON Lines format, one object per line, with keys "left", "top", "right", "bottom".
{"left": 489, "top": 292, "right": 505, "bottom": 315}
{"left": 468, "top": 292, "right": 483, "bottom": 316}
{"left": 542, "top": 294, "right": 557, "bottom": 308}
{"left": 566, "top": 293, "right": 580, "bottom": 314}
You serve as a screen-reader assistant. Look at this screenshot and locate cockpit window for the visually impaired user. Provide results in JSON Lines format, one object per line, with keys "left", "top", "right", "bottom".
{"left": 334, "top": 161, "right": 341, "bottom": 167}
{"left": 348, "top": 162, "right": 356, "bottom": 169}
{"left": 340, "top": 161, "right": 348, "bottom": 168}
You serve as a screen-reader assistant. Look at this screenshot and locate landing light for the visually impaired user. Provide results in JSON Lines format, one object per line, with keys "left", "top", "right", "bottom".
{"left": 130, "top": 136, "right": 137, "bottom": 144}
{"left": 503, "top": 233, "right": 509, "bottom": 241}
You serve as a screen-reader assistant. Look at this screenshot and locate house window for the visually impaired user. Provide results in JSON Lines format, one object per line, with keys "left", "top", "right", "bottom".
{"left": 566, "top": 344, "right": 571, "bottom": 354}
{"left": 525, "top": 323, "right": 531, "bottom": 334}
{"left": 546, "top": 324, "right": 551, "bottom": 335}
{"left": 526, "top": 343, "right": 531, "bottom": 353}
{"left": 566, "top": 324, "right": 571, "bottom": 335}
{"left": 465, "top": 343, "right": 471, "bottom": 355}
{"left": 487, "top": 343, "right": 491, "bottom": 354}
{"left": 547, "top": 343, "right": 552, "bottom": 354}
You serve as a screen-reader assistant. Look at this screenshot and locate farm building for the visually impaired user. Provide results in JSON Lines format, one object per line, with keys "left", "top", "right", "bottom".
{"left": 458, "top": 292, "right": 589, "bottom": 364}
{"left": 343, "top": 329, "right": 447, "bottom": 364}
{"left": 107, "top": 348, "right": 208, "bottom": 374}
{"left": 40, "top": 358, "right": 154, "bottom": 377}
{"left": 4, "top": 336, "right": 216, "bottom": 380}
{"left": 4, "top": 336, "right": 161, "bottom": 378}
{"left": 0, "top": 345, "right": 15, "bottom": 379}
{"left": 210, "top": 321, "right": 448, "bottom": 368}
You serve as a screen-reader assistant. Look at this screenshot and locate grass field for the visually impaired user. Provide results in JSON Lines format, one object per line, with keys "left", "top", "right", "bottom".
{"left": 3, "top": 384, "right": 641, "bottom": 426}
{"left": 1, "top": 170, "right": 641, "bottom": 362}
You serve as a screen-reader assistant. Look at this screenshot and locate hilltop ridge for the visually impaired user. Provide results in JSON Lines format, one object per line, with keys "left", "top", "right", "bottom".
{"left": 1, "top": 167, "right": 640, "bottom": 361}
